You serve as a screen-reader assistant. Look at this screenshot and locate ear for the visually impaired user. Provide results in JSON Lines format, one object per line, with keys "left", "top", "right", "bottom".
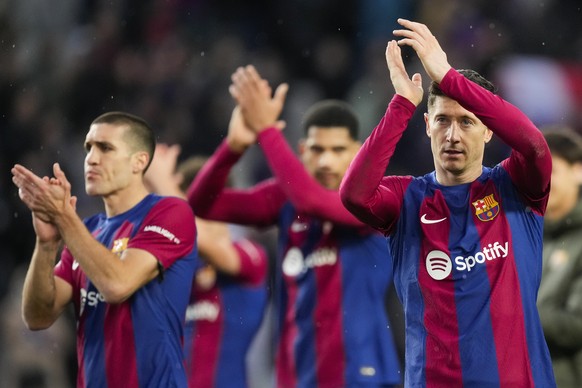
{"left": 298, "top": 139, "right": 306, "bottom": 156}
{"left": 424, "top": 113, "right": 431, "bottom": 138}
{"left": 132, "top": 151, "right": 150, "bottom": 174}
{"left": 483, "top": 128, "right": 493, "bottom": 144}
{"left": 573, "top": 162, "right": 582, "bottom": 185}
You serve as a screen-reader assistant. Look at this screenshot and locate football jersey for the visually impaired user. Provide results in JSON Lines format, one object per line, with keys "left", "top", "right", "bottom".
{"left": 275, "top": 204, "right": 401, "bottom": 387}
{"left": 183, "top": 239, "right": 268, "bottom": 388}
{"left": 54, "top": 194, "right": 197, "bottom": 388}
{"left": 388, "top": 168, "right": 553, "bottom": 386}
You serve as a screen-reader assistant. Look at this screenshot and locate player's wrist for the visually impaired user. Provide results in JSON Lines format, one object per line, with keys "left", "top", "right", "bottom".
{"left": 225, "top": 136, "right": 250, "bottom": 154}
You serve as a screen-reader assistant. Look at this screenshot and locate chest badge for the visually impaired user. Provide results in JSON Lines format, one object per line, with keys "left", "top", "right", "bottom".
{"left": 472, "top": 194, "right": 500, "bottom": 222}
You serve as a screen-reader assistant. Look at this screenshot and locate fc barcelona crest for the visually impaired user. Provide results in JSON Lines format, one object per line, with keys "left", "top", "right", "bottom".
{"left": 472, "top": 194, "right": 500, "bottom": 221}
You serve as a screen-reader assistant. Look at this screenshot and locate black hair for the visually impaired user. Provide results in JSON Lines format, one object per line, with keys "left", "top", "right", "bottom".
{"left": 92, "top": 111, "right": 155, "bottom": 171}
{"left": 301, "top": 99, "right": 359, "bottom": 140}
{"left": 427, "top": 69, "right": 497, "bottom": 109}
{"left": 543, "top": 127, "right": 582, "bottom": 164}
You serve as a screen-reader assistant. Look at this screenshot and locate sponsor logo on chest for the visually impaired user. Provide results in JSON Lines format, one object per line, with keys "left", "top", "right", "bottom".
{"left": 425, "top": 241, "right": 510, "bottom": 280}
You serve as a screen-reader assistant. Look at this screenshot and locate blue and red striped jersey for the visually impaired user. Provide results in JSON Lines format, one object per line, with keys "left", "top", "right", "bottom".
{"left": 55, "top": 194, "right": 197, "bottom": 388}
{"left": 388, "top": 168, "right": 553, "bottom": 386}
{"left": 183, "top": 239, "right": 268, "bottom": 388}
{"left": 275, "top": 205, "right": 401, "bottom": 387}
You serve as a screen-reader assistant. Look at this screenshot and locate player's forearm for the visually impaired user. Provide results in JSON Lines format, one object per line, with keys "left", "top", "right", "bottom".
{"left": 440, "top": 69, "right": 546, "bottom": 158}
{"left": 22, "top": 240, "right": 61, "bottom": 330}
{"left": 257, "top": 128, "right": 363, "bottom": 226}
{"left": 187, "top": 140, "right": 239, "bottom": 217}
{"left": 341, "top": 95, "right": 414, "bottom": 227}
{"left": 199, "top": 242, "right": 241, "bottom": 276}
{"left": 55, "top": 209, "right": 130, "bottom": 301}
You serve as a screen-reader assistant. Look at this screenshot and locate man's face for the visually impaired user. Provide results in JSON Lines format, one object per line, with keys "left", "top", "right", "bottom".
{"left": 425, "top": 95, "right": 492, "bottom": 184}
{"left": 547, "top": 154, "right": 582, "bottom": 219}
{"left": 299, "top": 126, "right": 360, "bottom": 190}
{"left": 84, "top": 123, "right": 137, "bottom": 197}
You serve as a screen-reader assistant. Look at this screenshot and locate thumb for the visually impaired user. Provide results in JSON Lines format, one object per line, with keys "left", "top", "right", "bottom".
{"left": 273, "top": 83, "right": 289, "bottom": 107}
{"left": 274, "top": 120, "right": 286, "bottom": 131}
{"left": 69, "top": 196, "right": 78, "bottom": 210}
{"left": 53, "top": 163, "right": 72, "bottom": 191}
{"left": 412, "top": 73, "right": 423, "bottom": 89}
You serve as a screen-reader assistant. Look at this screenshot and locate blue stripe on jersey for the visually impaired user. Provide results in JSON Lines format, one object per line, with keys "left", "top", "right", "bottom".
{"left": 215, "top": 280, "right": 268, "bottom": 387}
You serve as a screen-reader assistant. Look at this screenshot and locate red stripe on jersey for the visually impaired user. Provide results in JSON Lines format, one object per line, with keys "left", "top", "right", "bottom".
{"left": 276, "top": 277, "right": 298, "bottom": 388}
{"left": 314, "top": 231, "right": 345, "bottom": 387}
{"left": 104, "top": 304, "right": 139, "bottom": 387}
{"left": 471, "top": 182, "right": 534, "bottom": 386}
{"left": 189, "top": 287, "right": 224, "bottom": 387}
{"left": 419, "top": 190, "right": 463, "bottom": 387}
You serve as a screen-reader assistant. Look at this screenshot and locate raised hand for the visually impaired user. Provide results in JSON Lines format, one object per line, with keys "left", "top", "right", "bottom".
{"left": 393, "top": 18, "right": 451, "bottom": 84}
{"left": 385, "top": 40, "right": 423, "bottom": 106}
{"left": 229, "top": 65, "right": 288, "bottom": 133}
{"left": 225, "top": 105, "right": 257, "bottom": 154}
{"left": 144, "top": 143, "right": 184, "bottom": 197}
{"left": 12, "top": 163, "right": 73, "bottom": 221}
{"left": 12, "top": 165, "right": 77, "bottom": 243}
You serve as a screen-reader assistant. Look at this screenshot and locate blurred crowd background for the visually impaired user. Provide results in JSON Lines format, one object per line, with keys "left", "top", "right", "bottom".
{"left": 0, "top": 0, "right": 581, "bottom": 386}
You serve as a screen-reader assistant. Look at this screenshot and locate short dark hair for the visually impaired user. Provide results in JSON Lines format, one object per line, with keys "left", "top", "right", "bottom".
{"left": 427, "top": 69, "right": 497, "bottom": 109}
{"left": 302, "top": 99, "right": 359, "bottom": 140}
{"left": 92, "top": 111, "right": 156, "bottom": 171}
{"left": 543, "top": 127, "right": 582, "bottom": 164}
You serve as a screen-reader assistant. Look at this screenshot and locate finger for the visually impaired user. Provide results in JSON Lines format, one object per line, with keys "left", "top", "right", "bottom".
{"left": 70, "top": 196, "right": 78, "bottom": 210}
{"left": 273, "top": 83, "right": 289, "bottom": 107}
{"left": 274, "top": 120, "right": 287, "bottom": 131}
{"left": 168, "top": 144, "right": 181, "bottom": 159}
{"left": 53, "top": 163, "right": 71, "bottom": 191}
{"left": 412, "top": 73, "right": 423, "bottom": 89}
{"left": 229, "top": 84, "right": 242, "bottom": 103}
{"left": 397, "top": 18, "right": 431, "bottom": 35}
{"left": 12, "top": 164, "right": 44, "bottom": 188}
{"left": 244, "top": 66, "right": 266, "bottom": 97}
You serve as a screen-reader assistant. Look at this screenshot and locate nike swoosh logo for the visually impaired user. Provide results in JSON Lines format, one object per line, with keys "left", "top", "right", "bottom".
{"left": 72, "top": 260, "right": 79, "bottom": 270}
{"left": 421, "top": 214, "right": 447, "bottom": 224}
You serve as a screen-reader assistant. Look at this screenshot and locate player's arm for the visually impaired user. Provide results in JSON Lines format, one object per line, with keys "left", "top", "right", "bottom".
{"left": 439, "top": 69, "right": 551, "bottom": 208}
{"left": 394, "top": 18, "right": 550, "bottom": 207}
{"left": 197, "top": 218, "right": 267, "bottom": 283}
{"left": 57, "top": 209, "right": 161, "bottom": 304}
{"left": 22, "top": 238, "right": 73, "bottom": 330}
{"left": 340, "top": 40, "right": 421, "bottom": 231}
{"left": 14, "top": 163, "right": 175, "bottom": 304}
{"left": 196, "top": 218, "right": 242, "bottom": 275}
{"left": 257, "top": 127, "right": 367, "bottom": 226}
{"left": 187, "top": 106, "right": 285, "bottom": 226}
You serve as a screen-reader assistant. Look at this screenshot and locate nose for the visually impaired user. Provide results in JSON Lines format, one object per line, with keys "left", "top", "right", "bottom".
{"left": 446, "top": 122, "right": 460, "bottom": 143}
{"left": 85, "top": 148, "right": 98, "bottom": 165}
{"left": 317, "top": 151, "right": 333, "bottom": 169}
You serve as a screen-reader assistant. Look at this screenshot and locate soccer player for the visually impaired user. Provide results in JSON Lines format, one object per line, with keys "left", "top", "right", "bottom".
{"left": 537, "top": 128, "right": 582, "bottom": 387}
{"left": 188, "top": 67, "right": 402, "bottom": 387}
{"left": 340, "top": 18, "right": 556, "bottom": 386}
{"left": 144, "top": 144, "right": 269, "bottom": 388}
{"left": 11, "top": 112, "right": 197, "bottom": 387}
